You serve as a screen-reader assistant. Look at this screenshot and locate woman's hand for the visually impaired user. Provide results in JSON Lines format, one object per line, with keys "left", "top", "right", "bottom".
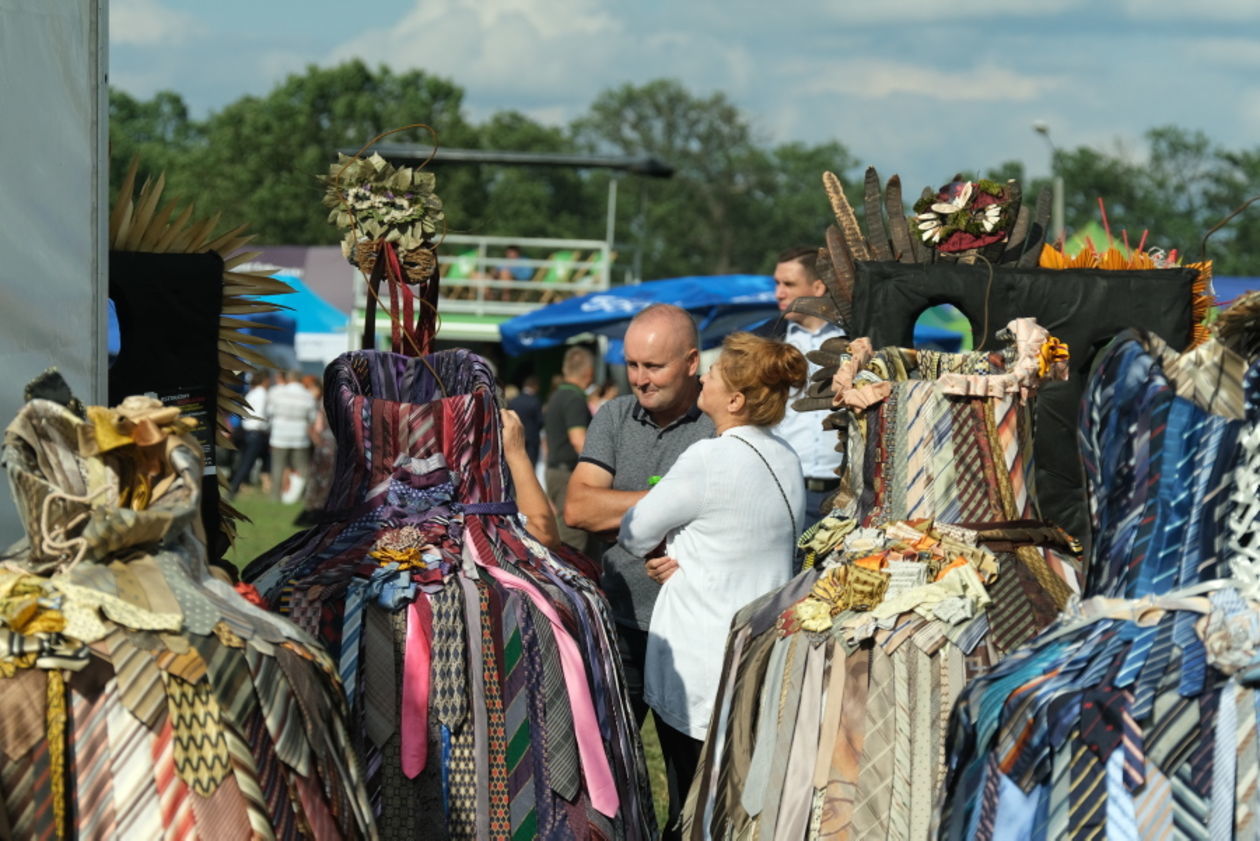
{"left": 645, "top": 555, "right": 679, "bottom": 584}
{"left": 501, "top": 408, "right": 526, "bottom": 459}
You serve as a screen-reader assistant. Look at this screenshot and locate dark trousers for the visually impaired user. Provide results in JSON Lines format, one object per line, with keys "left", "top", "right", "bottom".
{"left": 656, "top": 717, "right": 703, "bottom": 841}
{"left": 227, "top": 430, "right": 268, "bottom": 496}
{"left": 805, "top": 486, "right": 831, "bottom": 521}
{"left": 616, "top": 624, "right": 703, "bottom": 840}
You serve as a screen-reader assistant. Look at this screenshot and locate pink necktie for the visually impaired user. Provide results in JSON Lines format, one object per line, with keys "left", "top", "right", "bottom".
{"left": 401, "top": 595, "right": 433, "bottom": 777}
{"left": 478, "top": 562, "right": 620, "bottom": 818}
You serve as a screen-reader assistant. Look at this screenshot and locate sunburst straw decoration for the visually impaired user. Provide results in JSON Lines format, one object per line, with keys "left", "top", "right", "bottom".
{"left": 109, "top": 157, "right": 294, "bottom": 542}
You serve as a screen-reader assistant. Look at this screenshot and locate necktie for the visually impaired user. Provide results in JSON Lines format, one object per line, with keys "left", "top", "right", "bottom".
{"left": 105, "top": 683, "right": 163, "bottom": 839}
{"left": 400, "top": 596, "right": 433, "bottom": 777}
{"left": 820, "top": 643, "right": 869, "bottom": 840}
{"left": 477, "top": 585, "right": 512, "bottom": 840}
{"left": 362, "top": 603, "right": 397, "bottom": 749}
{"left": 740, "top": 636, "right": 790, "bottom": 819}
{"left": 70, "top": 677, "right": 119, "bottom": 839}
{"left": 478, "top": 562, "right": 620, "bottom": 818}
{"left": 1210, "top": 684, "right": 1235, "bottom": 840}
{"left": 1104, "top": 747, "right": 1138, "bottom": 841}
{"left": 1133, "top": 762, "right": 1174, "bottom": 840}
{"left": 887, "top": 642, "right": 914, "bottom": 840}
{"left": 150, "top": 718, "right": 197, "bottom": 839}
{"left": 772, "top": 640, "right": 825, "bottom": 841}
{"left": 1236, "top": 685, "right": 1258, "bottom": 836}
{"left": 526, "top": 601, "right": 580, "bottom": 803}
{"left": 500, "top": 596, "right": 538, "bottom": 841}
{"left": 339, "top": 577, "right": 368, "bottom": 712}
{"left": 757, "top": 635, "right": 806, "bottom": 841}
{"left": 851, "top": 644, "right": 893, "bottom": 838}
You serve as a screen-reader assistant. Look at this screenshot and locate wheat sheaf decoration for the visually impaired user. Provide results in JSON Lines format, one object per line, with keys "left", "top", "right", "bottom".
{"left": 108, "top": 157, "right": 294, "bottom": 542}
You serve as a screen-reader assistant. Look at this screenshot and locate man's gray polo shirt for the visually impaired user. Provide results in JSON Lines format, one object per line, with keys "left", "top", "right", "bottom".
{"left": 579, "top": 394, "right": 715, "bottom": 630}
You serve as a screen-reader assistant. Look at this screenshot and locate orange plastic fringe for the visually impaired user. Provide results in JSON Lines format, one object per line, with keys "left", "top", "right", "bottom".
{"left": 1039, "top": 244, "right": 1213, "bottom": 349}
{"left": 1186, "top": 260, "right": 1213, "bottom": 348}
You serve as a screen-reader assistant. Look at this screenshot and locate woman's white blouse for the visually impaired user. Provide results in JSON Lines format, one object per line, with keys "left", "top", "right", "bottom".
{"left": 619, "top": 424, "right": 806, "bottom": 739}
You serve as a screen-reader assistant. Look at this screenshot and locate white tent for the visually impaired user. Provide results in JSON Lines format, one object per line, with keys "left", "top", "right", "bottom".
{"left": 0, "top": 0, "right": 108, "bottom": 544}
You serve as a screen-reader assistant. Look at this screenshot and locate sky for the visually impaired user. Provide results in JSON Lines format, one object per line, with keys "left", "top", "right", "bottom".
{"left": 110, "top": 0, "right": 1260, "bottom": 196}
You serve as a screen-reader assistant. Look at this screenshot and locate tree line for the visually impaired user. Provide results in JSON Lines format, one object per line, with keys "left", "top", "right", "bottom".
{"left": 110, "top": 60, "right": 1260, "bottom": 279}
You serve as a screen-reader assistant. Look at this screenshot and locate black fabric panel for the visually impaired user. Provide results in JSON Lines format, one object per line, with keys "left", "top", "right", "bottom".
{"left": 108, "top": 250, "right": 226, "bottom": 560}
{"left": 851, "top": 260, "right": 1196, "bottom": 553}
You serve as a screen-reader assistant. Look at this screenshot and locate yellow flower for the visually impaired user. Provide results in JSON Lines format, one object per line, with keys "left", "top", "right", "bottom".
{"left": 1037, "top": 337, "right": 1070, "bottom": 378}
{"left": 795, "top": 598, "right": 834, "bottom": 633}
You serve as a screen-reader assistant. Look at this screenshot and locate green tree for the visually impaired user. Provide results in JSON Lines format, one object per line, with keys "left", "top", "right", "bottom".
{"left": 573, "top": 79, "right": 760, "bottom": 277}
{"left": 466, "top": 111, "right": 594, "bottom": 240}
{"left": 108, "top": 88, "right": 200, "bottom": 202}
{"left": 188, "top": 60, "right": 475, "bottom": 244}
{"left": 573, "top": 79, "right": 859, "bottom": 278}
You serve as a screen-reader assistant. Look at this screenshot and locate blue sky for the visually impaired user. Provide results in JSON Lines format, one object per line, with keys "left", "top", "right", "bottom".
{"left": 110, "top": 0, "right": 1260, "bottom": 196}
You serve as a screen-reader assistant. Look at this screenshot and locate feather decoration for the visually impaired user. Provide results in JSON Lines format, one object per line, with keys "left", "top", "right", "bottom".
{"left": 823, "top": 171, "right": 871, "bottom": 262}
{"left": 1018, "top": 188, "right": 1053, "bottom": 268}
{"left": 864, "top": 167, "right": 893, "bottom": 262}
{"left": 824, "top": 225, "right": 856, "bottom": 329}
{"left": 884, "top": 175, "right": 915, "bottom": 263}
{"left": 108, "top": 158, "right": 294, "bottom": 545}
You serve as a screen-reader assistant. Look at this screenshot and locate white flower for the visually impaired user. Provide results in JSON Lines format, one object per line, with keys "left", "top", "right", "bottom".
{"left": 917, "top": 213, "right": 944, "bottom": 242}
{"left": 981, "top": 204, "right": 1002, "bottom": 232}
{"left": 930, "top": 181, "right": 973, "bottom": 215}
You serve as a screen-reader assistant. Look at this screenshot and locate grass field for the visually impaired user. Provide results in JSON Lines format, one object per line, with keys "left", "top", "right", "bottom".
{"left": 225, "top": 486, "right": 670, "bottom": 828}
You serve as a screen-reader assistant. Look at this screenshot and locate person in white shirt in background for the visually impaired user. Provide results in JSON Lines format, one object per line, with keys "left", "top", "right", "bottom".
{"left": 618, "top": 332, "right": 807, "bottom": 841}
{"left": 266, "top": 370, "right": 318, "bottom": 503}
{"left": 227, "top": 371, "right": 271, "bottom": 498}
{"left": 763, "top": 246, "right": 846, "bottom": 520}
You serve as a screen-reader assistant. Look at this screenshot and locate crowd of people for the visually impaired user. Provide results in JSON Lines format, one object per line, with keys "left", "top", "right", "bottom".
{"left": 225, "top": 248, "right": 840, "bottom": 836}
{"left": 478, "top": 247, "right": 840, "bottom": 837}
{"left": 225, "top": 369, "right": 331, "bottom": 514}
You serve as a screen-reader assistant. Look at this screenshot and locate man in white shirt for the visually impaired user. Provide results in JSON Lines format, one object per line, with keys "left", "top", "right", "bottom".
{"left": 764, "top": 246, "right": 845, "bottom": 519}
{"left": 227, "top": 372, "right": 271, "bottom": 497}
{"left": 266, "top": 370, "right": 318, "bottom": 502}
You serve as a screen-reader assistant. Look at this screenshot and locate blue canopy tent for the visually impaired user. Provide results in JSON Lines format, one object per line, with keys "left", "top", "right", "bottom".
{"left": 499, "top": 274, "right": 963, "bottom": 361}
{"left": 500, "top": 275, "right": 780, "bottom": 362}
{"left": 1215, "top": 276, "right": 1258, "bottom": 305}
{"left": 241, "top": 274, "right": 348, "bottom": 370}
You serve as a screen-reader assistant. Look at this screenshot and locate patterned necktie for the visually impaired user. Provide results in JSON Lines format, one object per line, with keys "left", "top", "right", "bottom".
{"left": 70, "top": 677, "right": 119, "bottom": 839}
{"left": 1236, "top": 684, "right": 1258, "bottom": 836}
{"left": 500, "top": 596, "right": 538, "bottom": 841}
{"left": 478, "top": 585, "right": 512, "bottom": 840}
{"left": 361, "top": 602, "right": 397, "bottom": 750}
{"left": 851, "top": 644, "right": 894, "bottom": 838}
{"left": 525, "top": 601, "right": 580, "bottom": 802}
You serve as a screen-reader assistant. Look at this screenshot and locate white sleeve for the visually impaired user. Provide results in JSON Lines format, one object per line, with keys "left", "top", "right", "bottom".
{"left": 617, "top": 442, "right": 708, "bottom": 556}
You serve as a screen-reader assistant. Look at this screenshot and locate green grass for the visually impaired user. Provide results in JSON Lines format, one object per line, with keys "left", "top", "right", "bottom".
{"left": 223, "top": 486, "right": 306, "bottom": 570}
{"left": 641, "top": 715, "right": 669, "bottom": 828}
{"left": 225, "top": 484, "right": 670, "bottom": 827}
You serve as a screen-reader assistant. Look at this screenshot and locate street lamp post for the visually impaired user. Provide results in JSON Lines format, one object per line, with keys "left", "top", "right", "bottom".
{"left": 1032, "top": 121, "right": 1065, "bottom": 244}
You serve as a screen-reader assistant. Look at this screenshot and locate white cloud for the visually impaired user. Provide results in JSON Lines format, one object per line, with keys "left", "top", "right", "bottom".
{"left": 110, "top": 0, "right": 200, "bottom": 46}
{"left": 334, "top": 0, "right": 619, "bottom": 98}
{"left": 1184, "top": 36, "right": 1260, "bottom": 69}
{"left": 800, "top": 59, "right": 1064, "bottom": 103}
{"left": 1118, "top": 0, "right": 1260, "bottom": 20}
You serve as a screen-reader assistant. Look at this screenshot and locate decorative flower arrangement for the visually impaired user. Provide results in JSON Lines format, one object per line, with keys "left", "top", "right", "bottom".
{"left": 913, "top": 178, "right": 1014, "bottom": 253}
{"left": 322, "top": 152, "right": 445, "bottom": 264}
{"left": 1036, "top": 336, "right": 1071, "bottom": 379}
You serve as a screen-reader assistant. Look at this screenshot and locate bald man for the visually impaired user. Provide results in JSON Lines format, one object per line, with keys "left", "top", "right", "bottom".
{"left": 565, "top": 305, "right": 715, "bottom": 833}
{"left": 565, "top": 304, "right": 715, "bottom": 711}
